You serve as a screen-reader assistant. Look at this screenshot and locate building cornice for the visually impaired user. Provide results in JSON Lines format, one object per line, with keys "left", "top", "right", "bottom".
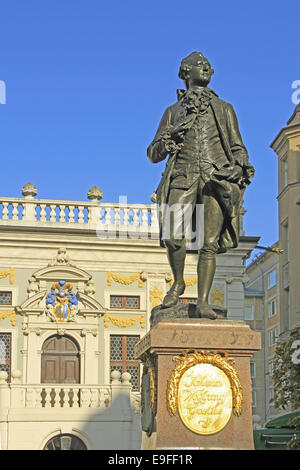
{"left": 270, "top": 122, "right": 300, "bottom": 153}
{"left": 277, "top": 181, "right": 300, "bottom": 201}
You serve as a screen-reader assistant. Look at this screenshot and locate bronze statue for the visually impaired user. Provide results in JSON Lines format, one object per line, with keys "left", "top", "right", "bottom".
{"left": 147, "top": 52, "right": 254, "bottom": 319}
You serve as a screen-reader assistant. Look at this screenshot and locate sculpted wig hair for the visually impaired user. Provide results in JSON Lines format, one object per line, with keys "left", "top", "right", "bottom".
{"left": 178, "top": 51, "right": 213, "bottom": 81}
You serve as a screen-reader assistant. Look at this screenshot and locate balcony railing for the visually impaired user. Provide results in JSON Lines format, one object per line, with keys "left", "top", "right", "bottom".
{"left": 0, "top": 370, "right": 140, "bottom": 411}
{"left": 0, "top": 196, "right": 159, "bottom": 238}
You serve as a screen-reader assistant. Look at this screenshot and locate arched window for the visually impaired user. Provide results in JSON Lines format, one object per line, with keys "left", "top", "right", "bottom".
{"left": 41, "top": 335, "right": 80, "bottom": 384}
{"left": 44, "top": 433, "right": 87, "bottom": 450}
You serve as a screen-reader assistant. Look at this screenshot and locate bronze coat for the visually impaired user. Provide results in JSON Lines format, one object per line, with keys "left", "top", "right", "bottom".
{"left": 147, "top": 90, "right": 254, "bottom": 252}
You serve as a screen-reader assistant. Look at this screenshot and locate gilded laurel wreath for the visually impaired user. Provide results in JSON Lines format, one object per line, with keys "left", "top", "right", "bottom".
{"left": 167, "top": 350, "right": 243, "bottom": 417}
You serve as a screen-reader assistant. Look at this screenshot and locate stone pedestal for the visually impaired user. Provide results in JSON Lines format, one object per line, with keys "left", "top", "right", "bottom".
{"left": 135, "top": 319, "right": 261, "bottom": 450}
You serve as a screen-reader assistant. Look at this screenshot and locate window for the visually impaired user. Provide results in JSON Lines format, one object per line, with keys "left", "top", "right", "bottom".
{"left": 178, "top": 298, "right": 197, "bottom": 305}
{"left": 0, "top": 333, "right": 11, "bottom": 381}
{"left": 268, "top": 299, "right": 277, "bottom": 318}
{"left": 44, "top": 434, "right": 87, "bottom": 450}
{"left": 252, "top": 390, "right": 256, "bottom": 408}
{"left": 110, "top": 335, "right": 140, "bottom": 390}
{"left": 110, "top": 295, "right": 140, "bottom": 309}
{"left": 244, "top": 305, "right": 254, "bottom": 321}
{"left": 250, "top": 362, "right": 256, "bottom": 378}
{"left": 283, "top": 160, "right": 288, "bottom": 187}
{"left": 269, "top": 359, "right": 274, "bottom": 377}
{"left": 268, "top": 270, "right": 277, "bottom": 289}
{"left": 281, "top": 221, "right": 289, "bottom": 263}
{"left": 0, "top": 291, "right": 12, "bottom": 305}
{"left": 269, "top": 328, "right": 278, "bottom": 346}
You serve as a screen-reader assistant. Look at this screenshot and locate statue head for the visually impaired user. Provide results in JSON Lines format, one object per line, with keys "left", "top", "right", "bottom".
{"left": 179, "top": 52, "right": 214, "bottom": 88}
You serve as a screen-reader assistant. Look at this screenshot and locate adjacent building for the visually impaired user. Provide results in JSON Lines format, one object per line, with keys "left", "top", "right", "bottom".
{"left": 245, "top": 103, "right": 300, "bottom": 426}
{"left": 245, "top": 244, "right": 280, "bottom": 424}
{"left": 270, "top": 103, "right": 300, "bottom": 331}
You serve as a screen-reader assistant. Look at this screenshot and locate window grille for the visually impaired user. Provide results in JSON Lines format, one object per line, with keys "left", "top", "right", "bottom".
{"left": 244, "top": 305, "right": 254, "bottom": 321}
{"left": 0, "top": 291, "right": 12, "bottom": 305}
{"left": 44, "top": 434, "right": 87, "bottom": 450}
{"left": 268, "top": 300, "right": 277, "bottom": 318}
{"left": 110, "top": 295, "right": 140, "bottom": 309}
{"left": 268, "top": 270, "right": 277, "bottom": 289}
{"left": 0, "top": 333, "right": 11, "bottom": 381}
{"left": 110, "top": 335, "right": 140, "bottom": 390}
{"left": 269, "top": 328, "right": 278, "bottom": 346}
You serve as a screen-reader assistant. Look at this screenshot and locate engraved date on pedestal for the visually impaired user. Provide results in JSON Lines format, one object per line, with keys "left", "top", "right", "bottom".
{"left": 169, "top": 330, "right": 255, "bottom": 347}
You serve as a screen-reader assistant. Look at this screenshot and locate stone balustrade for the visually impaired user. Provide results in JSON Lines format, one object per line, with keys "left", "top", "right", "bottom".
{"left": 0, "top": 196, "right": 159, "bottom": 238}
{"left": 0, "top": 370, "right": 138, "bottom": 411}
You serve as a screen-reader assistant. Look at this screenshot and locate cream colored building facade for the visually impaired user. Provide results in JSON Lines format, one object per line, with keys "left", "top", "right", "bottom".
{"left": 0, "top": 184, "right": 257, "bottom": 450}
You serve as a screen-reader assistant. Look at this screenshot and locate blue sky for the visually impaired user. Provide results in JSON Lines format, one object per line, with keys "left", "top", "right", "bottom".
{"left": 0, "top": 0, "right": 299, "bottom": 251}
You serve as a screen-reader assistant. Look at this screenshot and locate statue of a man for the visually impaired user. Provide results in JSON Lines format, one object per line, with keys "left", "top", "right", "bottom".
{"left": 147, "top": 52, "right": 254, "bottom": 319}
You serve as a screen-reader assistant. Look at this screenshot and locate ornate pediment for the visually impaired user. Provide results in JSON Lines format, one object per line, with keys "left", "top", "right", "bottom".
{"left": 18, "top": 248, "right": 105, "bottom": 322}
{"left": 30, "top": 265, "right": 91, "bottom": 285}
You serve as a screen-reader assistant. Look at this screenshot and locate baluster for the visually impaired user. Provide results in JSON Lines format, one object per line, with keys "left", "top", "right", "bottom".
{"left": 54, "top": 387, "right": 61, "bottom": 408}
{"left": 106, "top": 206, "right": 112, "bottom": 229}
{"left": 81, "top": 389, "right": 91, "bottom": 408}
{"left": 12, "top": 203, "right": 19, "bottom": 221}
{"left": 141, "top": 208, "right": 149, "bottom": 231}
{"left": 97, "top": 208, "right": 105, "bottom": 235}
{"left": 44, "top": 387, "right": 52, "bottom": 408}
{"left": 59, "top": 204, "right": 66, "bottom": 222}
{"left": 105, "top": 207, "right": 112, "bottom": 229}
{"left": 123, "top": 206, "right": 129, "bottom": 230}
{"left": 126, "top": 208, "right": 133, "bottom": 234}
{"left": 40, "top": 204, "right": 46, "bottom": 222}
{"left": 68, "top": 205, "right": 75, "bottom": 223}
{"left": 132, "top": 208, "right": 139, "bottom": 226}
{"left": 150, "top": 206, "right": 159, "bottom": 234}
{"left": 2, "top": 202, "right": 9, "bottom": 220}
{"left": 60, "top": 387, "right": 66, "bottom": 407}
{"left": 131, "top": 208, "right": 139, "bottom": 236}
{"left": 72, "top": 387, "right": 79, "bottom": 408}
{"left": 101, "top": 208, "right": 106, "bottom": 226}
{"left": 114, "top": 207, "right": 120, "bottom": 228}
{"left": 50, "top": 204, "right": 56, "bottom": 222}
{"left": 90, "top": 388, "right": 98, "bottom": 408}
{"left": 78, "top": 206, "right": 84, "bottom": 224}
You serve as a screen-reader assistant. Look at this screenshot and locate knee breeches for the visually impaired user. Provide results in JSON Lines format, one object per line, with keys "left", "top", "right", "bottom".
{"left": 161, "top": 178, "right": 224, "bottom": 254}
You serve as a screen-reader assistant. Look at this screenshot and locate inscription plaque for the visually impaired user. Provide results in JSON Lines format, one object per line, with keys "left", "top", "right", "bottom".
{"left": 178, "top": 363, "right": 232, "bottom": 435}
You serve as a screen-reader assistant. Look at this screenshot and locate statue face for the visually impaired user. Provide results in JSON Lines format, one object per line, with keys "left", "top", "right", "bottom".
{"left": 187, "top": 60, "right": 213, "bottom": 88}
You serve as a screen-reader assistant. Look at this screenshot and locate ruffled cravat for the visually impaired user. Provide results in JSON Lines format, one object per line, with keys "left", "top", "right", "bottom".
{"left": 181, "top": 87, "right": 213, "bottom": 115}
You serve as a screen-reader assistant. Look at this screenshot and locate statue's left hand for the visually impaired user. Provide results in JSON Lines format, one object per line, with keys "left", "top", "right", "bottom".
{"left": 226, "top": 165, "right": 243, "bottom": 182}
{"left": 213, "top": 165, "right": 243, "bottom": 182}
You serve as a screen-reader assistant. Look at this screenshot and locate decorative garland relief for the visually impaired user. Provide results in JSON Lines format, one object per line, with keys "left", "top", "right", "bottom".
{"left": 104, "top": 313, "right": 145, "bottom": 329}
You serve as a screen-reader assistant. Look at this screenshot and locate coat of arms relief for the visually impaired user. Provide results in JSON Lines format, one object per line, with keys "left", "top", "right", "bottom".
{"left": 45, "top": 280, "right": 79, "bottom": 322}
